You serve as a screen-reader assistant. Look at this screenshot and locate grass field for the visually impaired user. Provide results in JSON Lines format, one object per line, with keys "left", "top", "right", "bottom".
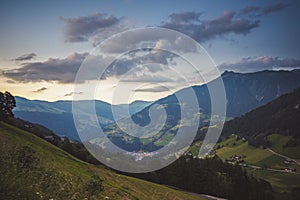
{"left": 0, "top": 122, "right": 205, "bottom": 200}
{"left": 215, "top": 135, "right": 300, "bottom": 170}
{"left": 268, "top": 134, "right": 300, "bottom": 160}
{"left": 188, "top": 141, "right": 202, "bottom": 156}
{"left": 188, "top": 135, "right": 300, "bottom": 194}
{"left": 216, "top": 137, "right": 273, "bottom": 164}
{"left": 249, "top": 169, "right": 300, "bottom": 193}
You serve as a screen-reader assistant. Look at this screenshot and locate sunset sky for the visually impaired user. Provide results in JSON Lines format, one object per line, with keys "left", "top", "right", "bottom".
{"left": 1, "top": 0, "right": 300, "bottom": 103}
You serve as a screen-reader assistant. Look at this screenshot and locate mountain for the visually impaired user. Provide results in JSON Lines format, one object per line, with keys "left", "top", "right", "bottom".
{"left": 13, "top": 97, "right": 151, "bottom": 140}
{"left": 103, "top": 70, "right": 300, "bottom": 151}
{"left": 13, "top": 70, "right": 300, "bottom": 145}
{"left": 221, "top": 69, "right": 300, "bottom": 117}
{"left": 221, "top": 86, "right": 300, "bottom": 146}
{"left": 154, "top": 69, "right": 300, "bottom": 118}
{"left": 0, "top": 121, "right": 205, "bottom": 200}
{"left": 186, "top": 86, "right": 300, "bottom": 197}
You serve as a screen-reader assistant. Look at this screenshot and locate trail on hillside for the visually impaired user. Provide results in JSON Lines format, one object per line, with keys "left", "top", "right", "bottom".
{"left": 267, "top": 148, "right": 300, "bottom": 167}
{"left": 247, "top": 164, "right": 300, "bottom": 174}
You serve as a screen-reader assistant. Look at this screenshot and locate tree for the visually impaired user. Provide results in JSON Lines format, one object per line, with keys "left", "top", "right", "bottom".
{"left": 0, "top": 91, "right": 16, "bottom": 121}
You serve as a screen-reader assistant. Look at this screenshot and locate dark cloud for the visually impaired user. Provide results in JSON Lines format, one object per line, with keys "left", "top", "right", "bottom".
{"left": 101, "top": 49, "right": 174, "bottom": 80}
{"left": 262, "top": 2, "right": 289, "bottom": 15}
{"left": 120, "top": 75, "right": 174, "bottom": 83}
{"left": 59, "top": 3, "right": 287, "bottom": 45}
{"left": 60, "top": 13, "right": 123, "bottom": 42}
{"left": 168, "top": 12, "right": 202, "bottom": 23}
{"left": 239, "top": 2, "right": 289, "bottom": 17}
{"left": 11, "top": 53, "right": 37, "bottom": 61}
{"left": 219, "top": 56, "right": 300, "bottom": 73}
{"left": 6, "top": 80, "right": 15, "bottom": 84}
{"left": 161, "top": 3, "right": 288, "bottom": 43}
{"left": 134, "top": 85, "right": 170, "bottom": 93}
{"left": 64, "top": 92, "right": 83, "bottom": 97}
{"left": 240, "top": 6, "right": 261, "bottom": 15}
{"left": 161, "top": 10, "right": 259, "bottom": 43}
{"left": 2, "top": 50, "right": 173, "bottom": 84}
{"left": 2, "top": 52, "right": 88, "bottom": 83}
{"left": 33, "top": 87, "right": 47, "bottom": 93}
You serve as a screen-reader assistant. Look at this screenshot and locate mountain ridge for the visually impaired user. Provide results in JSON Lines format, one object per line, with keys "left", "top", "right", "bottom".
{"left": 13, "top": 69, "right": 300, "bottom": 146}
{"left": 103, "top": 69, "right": 300, "bottom": 151}
{"left": 14, "top": 96, "right": 151, "bottom": 140}
{"left": 221, "top": 86, "right": 300, "bottom": 146}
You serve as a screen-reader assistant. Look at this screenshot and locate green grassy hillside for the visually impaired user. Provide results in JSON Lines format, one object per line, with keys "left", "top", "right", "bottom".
{"left": 209, "top": 135, "right": 300, "bottom": 193}
{"left": 267, "top": 134, "right": 300, "bottom": 160}
{"left": 0, "top": 122, "right": 204, "bottom": 200}
{"left": 221, "top": 86, "right": 300, "bottom": 143}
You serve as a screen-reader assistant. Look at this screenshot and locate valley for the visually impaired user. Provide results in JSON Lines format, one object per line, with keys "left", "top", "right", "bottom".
{"left": 1, "top": 1, "right": 300, "bottom": 199}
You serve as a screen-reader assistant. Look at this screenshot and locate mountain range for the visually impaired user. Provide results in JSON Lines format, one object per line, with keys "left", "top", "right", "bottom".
{"left": 103, "top": 69, "right": 300, "bottom": 151}
{"left": 3, "top": 70, "right": 300, "bottom": 199}
{"left": 14, "top": 97, "right": 151, "bottom": 140}
{"left": 13, "top": 69, "right": 300, "bottom": 149}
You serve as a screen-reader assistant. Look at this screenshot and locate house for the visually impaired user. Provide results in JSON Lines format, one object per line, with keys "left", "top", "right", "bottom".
{"left": 24, "top": 124, "right": 33, "bottom": 128}
{"left": 227, "top": 155, "right": 245, "bottom": 163}
{"left": 284, "top": 159, "right": 293, "bottom": 165}
{"left": 44, "top": 135, "right": 54, "bottom": 141}
{"left": 284, "top": 168, "right": 296, "bottom": 172}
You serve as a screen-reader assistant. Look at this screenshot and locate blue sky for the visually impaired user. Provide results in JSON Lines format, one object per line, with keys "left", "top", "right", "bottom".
{"left": 0, "top": 0, "right": 300, "bottom": 102}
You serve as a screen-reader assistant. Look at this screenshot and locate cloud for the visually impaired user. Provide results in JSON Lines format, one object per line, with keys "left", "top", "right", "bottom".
{"left": 2, "top": 49, "right": 176, "bottom": 84}
{"left": 239, "top": 6, "right": 261, "bottom": 15}
{"left": 11, "top": 53, "right": 37, "bottom": 61}
{"left": 33, "top": 87, "right": 47, "bottom": 93}
{"left": 239, "top": 2, "right": 289, "bottom": 17}
{"left": 161, "top": 3, "right": 288, "bottom": 43}
{"left": 218, "top": 56, "right": 300, "bottom": 73}
{"left": 168, "top": 11, "right": 202, "bottom": 23}
{"left": 97, "top": 28, "right": 198, "bottom": 57}
{"left": 2, "top": 52, "right": 88, "bottom": 83}
{"left": 134, "top": 85, "right": 171, "bottom": 93}
{"left": 161, "top": 10, "right": 259, "bottom": 43}
{"left": 102, "top": 50, "right": 174, "bottom": 80}
{"left": 120, "top": 74, "right": 174, "bottom": 83}
{"left": 64, "top": 91, "right": 83, "bottom": 97}
{"left": 60, "top": 13, "right": 124, "bottom": 42}
{"left": 59, "top": 2, "right": 287, "bottom": 45}
{"left": 262, "top": 2, "right": 289, "bottom": 15}
{"left": 6, "top": 80, "right": 15, "bottom": 84}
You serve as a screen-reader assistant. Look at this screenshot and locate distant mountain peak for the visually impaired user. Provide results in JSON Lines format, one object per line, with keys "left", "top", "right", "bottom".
{"left": 221, "top": 70, "right": 237, "bottom": 76}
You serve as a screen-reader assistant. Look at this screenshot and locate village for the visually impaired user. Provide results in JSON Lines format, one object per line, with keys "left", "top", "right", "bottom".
{"left": 225, "top": 154, "right": 297, "bottom": 173}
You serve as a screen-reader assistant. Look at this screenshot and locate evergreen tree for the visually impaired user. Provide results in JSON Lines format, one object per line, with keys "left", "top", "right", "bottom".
{"left": 0, "top": 91, "right": 16, "bottom": 121}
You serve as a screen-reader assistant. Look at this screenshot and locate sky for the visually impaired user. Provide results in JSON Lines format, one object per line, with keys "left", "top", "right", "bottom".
{"left": 0, "top": 0, "right": 300, "bottom": 104}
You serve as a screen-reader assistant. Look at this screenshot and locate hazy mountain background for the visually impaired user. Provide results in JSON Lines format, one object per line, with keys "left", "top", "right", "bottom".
{"left": 102, "top": 69, "right": 300, "bottom": 151}
{"left": 14, "top": 97, "right": 151, "bottom": 140}
{"left": 13, "top": 69, "right": 300, "bottom": 148}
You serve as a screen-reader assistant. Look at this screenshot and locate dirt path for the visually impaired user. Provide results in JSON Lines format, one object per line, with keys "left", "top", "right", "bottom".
{"left": 247, "top": 164, "right": 300, "bottom": 174}
{"left": 267, "top": 148, "right": 300, "bottom": 166}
